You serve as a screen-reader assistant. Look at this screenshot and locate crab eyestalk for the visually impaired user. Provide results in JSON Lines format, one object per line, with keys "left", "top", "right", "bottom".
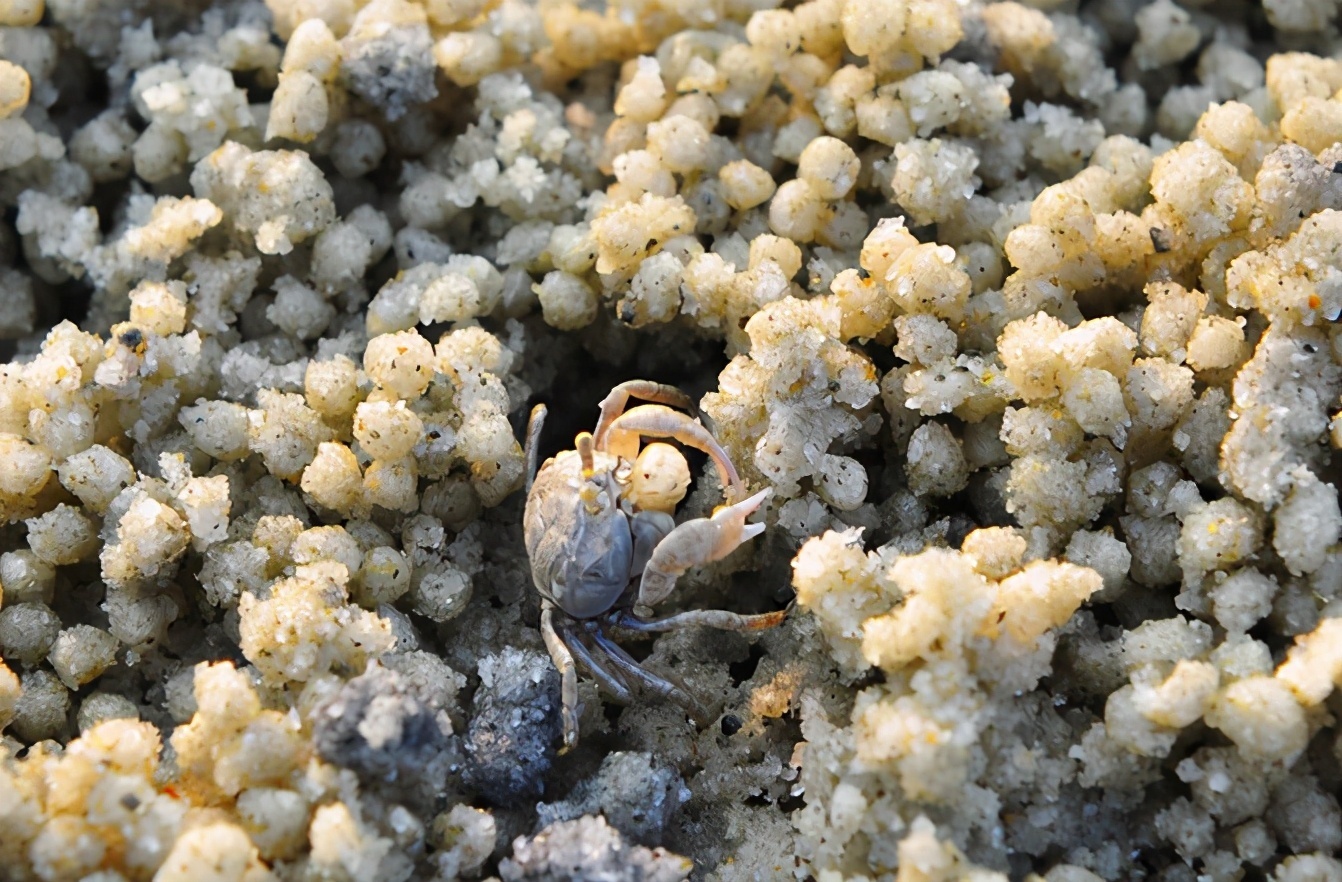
{"left": 576, "top": 431, "right": 606, "bottom": 514}
{"left": 577, "top": 431, "right": 595, "bottom": 477}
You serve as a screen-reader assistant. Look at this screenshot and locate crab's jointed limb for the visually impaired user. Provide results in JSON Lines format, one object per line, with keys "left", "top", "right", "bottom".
{"left": 610, "top": 605, "right": 790, "bottom": 634}
{"left": 560, "top": 620, "right": 635, "bottom": 706}
{"left": 593, "top": 379, "right": 696, "bottom": 448}
{"left": 586, "top": 622, "right": 705, "bottom": 723}
{"left": 524, "top": 403, "right": 547, "bottom": 493}
{"left": 603, "top": 404, "right": 746, "bottom": 501}
{"left": 540, "top": 600, "right": 580, "bottom": 754}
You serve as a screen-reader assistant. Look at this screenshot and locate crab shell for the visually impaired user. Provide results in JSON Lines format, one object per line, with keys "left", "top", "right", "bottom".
{"left": 524, "top": 449, "right": 678, "bottom": 619}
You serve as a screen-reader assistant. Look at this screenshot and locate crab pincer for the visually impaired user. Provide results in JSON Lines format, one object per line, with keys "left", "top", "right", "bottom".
{"left": 636, "top": 488, "right": 772, "bottom": 608}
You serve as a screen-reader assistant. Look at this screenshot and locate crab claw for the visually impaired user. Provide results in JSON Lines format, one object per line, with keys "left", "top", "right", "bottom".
{"left": 705, "top": 487, "right": 773, "bottom": 557}
{"left": 636, "top": 487, "right": 773, "bottom": 607}
{"left": 726, "top": 487, "right": 772, "bottom": 540}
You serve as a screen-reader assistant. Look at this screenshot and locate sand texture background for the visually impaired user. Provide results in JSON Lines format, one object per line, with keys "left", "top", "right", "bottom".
{"left": 2, "top": 0, "right": 1342, "bottom": 880}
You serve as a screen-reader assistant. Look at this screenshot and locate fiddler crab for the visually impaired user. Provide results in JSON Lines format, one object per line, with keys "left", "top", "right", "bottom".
{"left": 522, "top": 380, "right": 787, "bottom": 752}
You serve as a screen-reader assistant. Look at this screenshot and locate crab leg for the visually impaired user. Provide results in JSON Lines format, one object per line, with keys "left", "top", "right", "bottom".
{"left": 602, "top": 404, "right": 746, "bottom": 501}
{"left": 540, "top": 601, "right": 580, "bottom": 753}
{"left": 609, "top": 604, "right": 790, "bottom": 634}
{"left": 557, "top": 618, "right": 636, "bottom": 705}
{"left": 637, "top": 488, "right": 771, "bottom": 607}
{"left": 524, "top": 404, "right": 547, "bottom": 493}
{"left": 593, "top": 380, "right": 695, "bottom": 448}
{"left": 586, "top": 623, "right": 705, "bottom": 723}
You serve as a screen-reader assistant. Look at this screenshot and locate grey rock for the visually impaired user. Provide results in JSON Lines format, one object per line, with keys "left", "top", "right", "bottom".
{"left": 381, "top": 650, "right": 466, "bottom": 716}
{"left": 312, "top": 659, "right": 458, "bottom": 806}
{"left": 500, "top": 815, "right": 693, "bottom": 882}
{"left": 463, "top": 647, "right": 562, "bottom": 806}
{"left": 339, "top": 24, "right": 438, "bottom": 121}
{"left": 537, "top": 752, "right": 688, "bottom": 846}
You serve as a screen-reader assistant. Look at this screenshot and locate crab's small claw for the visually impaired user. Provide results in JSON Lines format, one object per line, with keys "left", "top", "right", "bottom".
{"left": 723, "top": 486, "right": 771, "bottom": 514}
{"left": 636, "top": 488, "right": 773, "bottom": 607}
{"left": 716, "top": 487, "right": 772, "bottom": 535}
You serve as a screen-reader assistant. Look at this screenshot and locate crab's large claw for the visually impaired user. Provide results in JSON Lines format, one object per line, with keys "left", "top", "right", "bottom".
{"left": 636, "top": 488, "right": 772, "bottom": 608}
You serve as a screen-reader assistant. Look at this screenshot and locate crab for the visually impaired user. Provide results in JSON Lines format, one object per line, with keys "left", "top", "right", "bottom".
{"left": 522, "top": 379, "right": 786, "bottom": 752}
